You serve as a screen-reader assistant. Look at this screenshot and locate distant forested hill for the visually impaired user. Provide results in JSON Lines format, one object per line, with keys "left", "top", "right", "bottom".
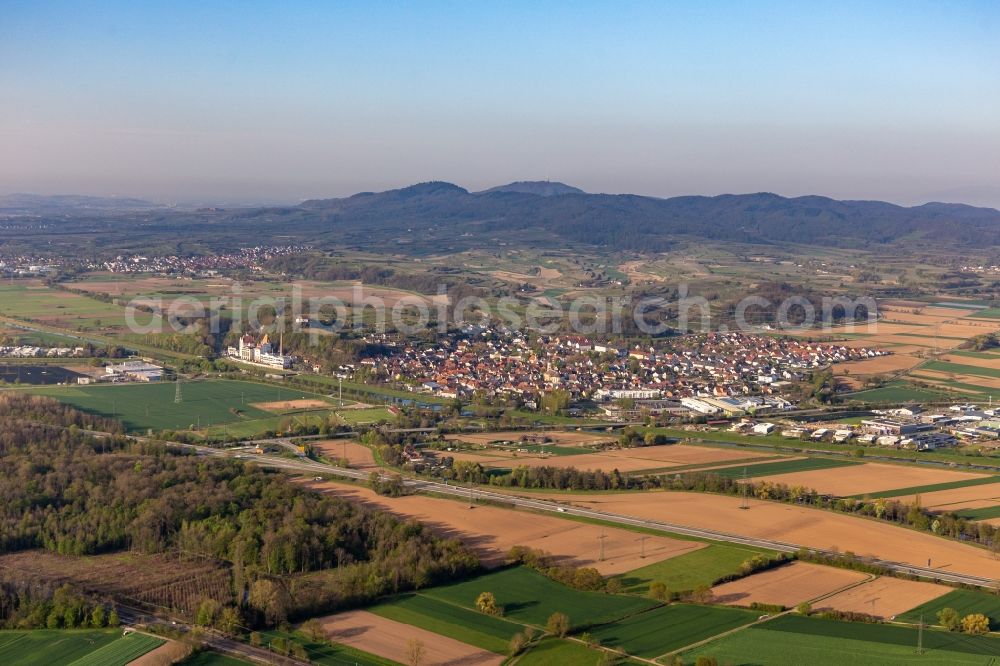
{"left": 295, "top": 182, "right": 1000, "bottom": 250}
{"left": 7, "top": 181, "right": 1000, "bottom": 254}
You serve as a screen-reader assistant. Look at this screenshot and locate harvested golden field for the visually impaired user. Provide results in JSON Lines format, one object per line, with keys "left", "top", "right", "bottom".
{"left": 319, "top": 610, "right": 503, "bottom": 666}
{"left": 303, "top": 481, "right": 705, "bottom": 574}
{"left": 508, "top": 491, "right": 1000, "bottom": 579}
{"left": 751, "top": 462, "right": 989, "bottom": 497}
{"left": 817, "top": 576, "right": 951, "bottom": 619}
{"left": 711, "top": 562, "right": 867, "bottom": 608}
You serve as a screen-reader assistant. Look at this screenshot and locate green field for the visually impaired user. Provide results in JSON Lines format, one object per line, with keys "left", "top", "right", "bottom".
{"left": 923, "top": 360, "right": 1000, "bottom": 380}
{"left": 0, "top": 629, "right": 162, "bottom": 666}
{"left": 898, "top": 588, "right": 1000, "bottom": 628}
{"left": 515, "top": 637, "right": 614, "bottom": 665}
{"left": 300, "top": 374, "right": 453, "bottom": 405}
{"left": 697, "top": 456, "right": 861, "bottom": 479}
{"left": 907, "top": 375, "right": 1000, "bottom": 400}
{"left": 953, "top": 505, "right": 1000, "bottom": 520}
{"left": 588, "top": 604, "right": 757, "bottom": 658}
{"left": 331, "top": 407, "right": 397, "bottom": 425}
{"left": 615, "top": 543, "right": 774, "bottom": 594}
{"left": 0, "top": 282, "right": 129, "bottom": 330}
{"left": 967, "top": 308, "right": 1000, "bottom": 319}
{"left": 846, "top": 381, "right": 953, "bottom": 403}
{"left": 369, "top": 593, "right": 524, "bottom": 653}
{"left": 683, "top": 615, "right": 1000, "bottom": 665}
{"left": 23, "top": 379, "right": 341, "bottom": 433}
{"left": 848, "top": 475, "right": 1000, "bottom": 500}
{"left": 421, "top": 566, "right": 658, "bottom": 630}
{"left": 947, "top": 349, "right": 1000, "bottom": 360}
{"left": 69, "top": 632, "right": 165, "bottom": 666}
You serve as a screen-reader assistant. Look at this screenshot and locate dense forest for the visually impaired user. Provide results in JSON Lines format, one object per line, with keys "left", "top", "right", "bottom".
{"left": 0, "top": 395, "right": 479, "bottom": 625}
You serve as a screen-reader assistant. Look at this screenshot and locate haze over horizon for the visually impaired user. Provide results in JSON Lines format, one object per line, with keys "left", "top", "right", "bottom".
{"left": 2, "top": 1, "right": 999, "bottom": 207}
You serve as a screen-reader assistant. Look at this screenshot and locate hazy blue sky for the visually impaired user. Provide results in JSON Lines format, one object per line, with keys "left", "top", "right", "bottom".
{"left": 2, "top": 1, "right": 998, "bottom": 206}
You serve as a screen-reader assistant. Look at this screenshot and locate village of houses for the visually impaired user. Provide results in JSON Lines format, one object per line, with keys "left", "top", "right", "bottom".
{"left": 358, "top": 330, "right": 880, "bottom": 409}
{"left": 10, "top": 327, "right": 1000, "bottom": 453}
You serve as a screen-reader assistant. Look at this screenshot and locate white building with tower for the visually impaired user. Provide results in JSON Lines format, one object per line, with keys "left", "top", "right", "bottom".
{"left": 227, "top": 332, "right": 292, "bottom": 369}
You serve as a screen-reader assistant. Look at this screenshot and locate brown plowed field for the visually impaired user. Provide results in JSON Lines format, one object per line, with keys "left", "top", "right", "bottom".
{"left": 816, "top": 576, "right": 952, "bottom": 619}
{"left": 311, "top": 440, "right": 378, "bottom": 469}
{"left": 318, "top": 610, "right": 503, "bottom": 666}
{"left": 303, "top": 481, "right": 705, "bottom": 574}
{"left": 435, "top": 443, "right": 777, "bottom": 473}
{"left": 750, "top": 463, "right": 989, "bottom": 497}
{"left": 886, "top": 482, "right": 1000, "bottom": 509}
{"left": 835, "top": 354, "right": 923, "bottom": 376}
{"left": 711, "top": 562, "right": 867, "bottom": 608}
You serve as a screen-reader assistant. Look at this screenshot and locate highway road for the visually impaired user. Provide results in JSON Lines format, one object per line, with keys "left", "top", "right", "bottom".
{"left": 18, "top": 420, "right": 999, "bottom": 587}
{"left": 116, "top": 604, "right": 306, "bottom": 665}
{"left": 207, "top": 446, "right": 999, "bottom": 589}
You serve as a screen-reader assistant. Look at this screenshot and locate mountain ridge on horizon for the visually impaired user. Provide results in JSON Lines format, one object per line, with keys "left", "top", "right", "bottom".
{"left": 6, "top": 182, "right": 1000, "bottom": 253}
{"left": 6, "top": 181, "right": 999, "bottom": 214}
{"left": 301, "top": 180, "right": 1000, "bottom": 214}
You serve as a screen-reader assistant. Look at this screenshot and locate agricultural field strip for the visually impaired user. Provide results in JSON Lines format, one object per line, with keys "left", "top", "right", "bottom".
{"left": 368, "top": 592, "right": 526, "bottom": 653}
{"left": 898, "top": 588, "right": 1000, "bottom": 626}
{"left": 681, "top": 614, "right": 1000, "bottom": 664}
{"left": 850, "top": 475, "right": 1000, "bottom": 500}
{"left": 586, "top": 603, "right": 758, "bottom": 659}
{"left": 954, "top": 505, "right": 1000, "bottom": 520}
{"left": 616, "top": 543, "right": 776, "bottom": 594}
{"left": 0, "top": 629, "right": 126, "bottom": 666}
{"left": 67, "top": 632, "right": 165, "bottom": 666}
{"left": 420, "top": 566, "right": 659, "bottom": 629}
{"left": 690, "top": 456, "right": 861, "bottom": 479}
{"left": 922, "top": 360, "right": 1000, "bottom": 379}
